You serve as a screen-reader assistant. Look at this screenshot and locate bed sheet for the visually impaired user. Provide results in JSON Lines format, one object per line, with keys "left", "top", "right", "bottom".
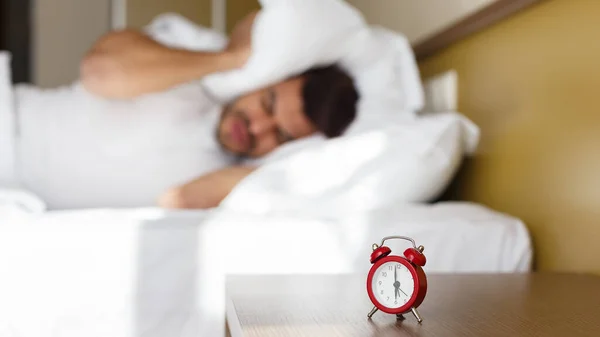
{"left": 0, "top": 202, "right": 531, "bottom": 337}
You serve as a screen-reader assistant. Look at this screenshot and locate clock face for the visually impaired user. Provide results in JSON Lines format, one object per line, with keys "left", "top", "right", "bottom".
{"left": 370, "top": 260, "right": 415, "bottom": 309}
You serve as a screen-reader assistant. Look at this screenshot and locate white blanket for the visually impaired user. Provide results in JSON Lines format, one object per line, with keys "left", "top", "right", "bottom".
{"left": 0, "top": 51, "right": 236, "bottom": 209}
{"left": 0, "top": 202, "right": 532, "bottom": 337}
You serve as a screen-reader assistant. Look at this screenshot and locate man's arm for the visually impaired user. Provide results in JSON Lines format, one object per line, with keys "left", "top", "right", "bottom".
{"left": 158, "top": 166, "right": 256, "bottom": 209}
{"left": 81, "top": 11, "right": 258, "bottom": 99}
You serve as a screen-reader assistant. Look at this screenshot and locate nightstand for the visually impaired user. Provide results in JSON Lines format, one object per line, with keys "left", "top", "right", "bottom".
{"left": 226, "top": 273, "right": 600, "bottom": 337}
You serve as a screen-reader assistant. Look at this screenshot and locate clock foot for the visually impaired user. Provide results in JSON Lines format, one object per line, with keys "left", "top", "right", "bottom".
{"left": 396, "top": 314, "right": 405, "bottom": 321}
{"left": 411, "top": 307, "right": 423, "bottom": 324}
{"left": 367, "top": 306, "right": 378, "bottom": 319}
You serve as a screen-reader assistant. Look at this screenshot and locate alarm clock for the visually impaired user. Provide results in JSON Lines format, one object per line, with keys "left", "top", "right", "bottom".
{"left": 366, "top": 236, "right": 427, "bottom": 323}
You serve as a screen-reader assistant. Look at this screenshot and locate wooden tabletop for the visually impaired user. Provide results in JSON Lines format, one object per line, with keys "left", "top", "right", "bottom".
{"left": 226, "top": 273, "right": 600, "bottom": 337}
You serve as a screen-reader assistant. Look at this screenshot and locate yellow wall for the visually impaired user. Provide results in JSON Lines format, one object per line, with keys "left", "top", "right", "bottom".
{"left": 226, "top": 0, "right": 261, "bottom": 33}
{"left": 419, "top": 0, "right": 600, "bottom": 274}
{"left": 127, "top": 0, "right": 212, "bottom": 29}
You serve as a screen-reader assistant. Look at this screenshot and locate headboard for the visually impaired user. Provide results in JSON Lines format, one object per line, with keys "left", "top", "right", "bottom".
{"left": 355, "top": 0, "right": 600, "bottom": 275}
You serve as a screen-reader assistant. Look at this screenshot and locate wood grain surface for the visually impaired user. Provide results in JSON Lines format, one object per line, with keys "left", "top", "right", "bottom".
{"left": 226, "top": 273, "right": 600, "bottom": 337}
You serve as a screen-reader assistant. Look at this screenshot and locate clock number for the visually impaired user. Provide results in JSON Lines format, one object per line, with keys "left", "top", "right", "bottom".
{"left": 394, "top": 300, "right": 398, "bottom": 305}
{"left": 382, "top": 272, "right": 387, "bottom": 277}
{"left": 378, "top": 281, "right": 382, "bottom": 286}
{"left": 380, "top": 290, "right": 384, "bottom": 295}
{"left": 396, "top": 265, "right": 402, "bottom": 269}
{"left": 387, "top": 296, "right": 390, "bottom": 301}
{"left": 389, "top": 266, "right": 393, "bottom": 271}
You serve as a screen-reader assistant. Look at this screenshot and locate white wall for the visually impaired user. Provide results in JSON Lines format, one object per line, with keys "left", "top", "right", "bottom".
{"left": 346, "top": 0, "right": 495, "bottom": 44}
{"left": 34, "top": 0, "right": 112, "bottom": 87}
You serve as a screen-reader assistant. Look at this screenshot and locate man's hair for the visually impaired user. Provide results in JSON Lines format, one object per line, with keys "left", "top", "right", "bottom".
{"left": 301, "top": 65, "right": 359, "bottom": 138}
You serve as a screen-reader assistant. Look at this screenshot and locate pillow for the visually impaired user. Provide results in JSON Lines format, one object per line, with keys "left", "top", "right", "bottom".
{"left": 202, "top": 0, "right": 365, "bottom": 101}
{"left": 201, "top": 0, "right": 425, "bottom": 114}
{"left": 221, "top": 112, "right": 480, "bottom": 216}
{"left": 144, "top": 13, "right": 228, "bottom": 52}
{"left": 420, "top": 70, "right": 459, "bottom": 113}
{"left": 14, "top": 80, "right": 236, "bottom": 210}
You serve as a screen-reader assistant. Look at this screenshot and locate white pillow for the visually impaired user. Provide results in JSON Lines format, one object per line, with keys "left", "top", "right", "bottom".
{"left": 421, "top": 70, "right": 459, "bottom": 113}
{"left": 14, "top": 81, "right": 234, "bottom": 210}
{"left": 202, "top": 0, "right": 365, "bottom": 101}
{"left": 221, "top": 112, "right": 480, "bottom": 216}
{"left": 144, "top": 13, "right": 228, "bottom": 52}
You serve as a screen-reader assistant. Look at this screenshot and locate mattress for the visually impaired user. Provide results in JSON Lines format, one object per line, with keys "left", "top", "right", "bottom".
{"left": 0, "top": 202, "right": 532, "bottom": 337}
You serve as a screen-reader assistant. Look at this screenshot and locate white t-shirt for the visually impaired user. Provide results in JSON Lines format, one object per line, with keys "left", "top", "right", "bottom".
{"left": 12, "top": 82, "right": 236, "bottom": 210}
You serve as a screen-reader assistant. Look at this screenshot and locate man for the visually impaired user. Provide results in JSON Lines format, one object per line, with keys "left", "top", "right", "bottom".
{"left": 74, "top": 11, "right": 359, "bottom": 209}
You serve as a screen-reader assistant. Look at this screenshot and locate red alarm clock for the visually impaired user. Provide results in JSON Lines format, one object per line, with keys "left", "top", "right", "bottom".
{"left": 366, "top": 236, "right": 427, "bottom": 323}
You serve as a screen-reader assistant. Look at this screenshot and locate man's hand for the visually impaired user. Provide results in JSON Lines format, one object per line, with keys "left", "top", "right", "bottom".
{"left": 158, "top": 166, "right": 256, "bottom": 209}
{"left": 225, "top": 10, "right": 258, "bottom": 68}
{"left": 81, "top": 10, "right": 259, "bottom": 99}
{"left": 81, "top": 30, "right": 188, "bottom": 98}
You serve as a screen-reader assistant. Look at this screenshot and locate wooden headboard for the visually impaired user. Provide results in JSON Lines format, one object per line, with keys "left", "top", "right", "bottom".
{"left": 360, "top": 0, "right": 600, "bottom": 275}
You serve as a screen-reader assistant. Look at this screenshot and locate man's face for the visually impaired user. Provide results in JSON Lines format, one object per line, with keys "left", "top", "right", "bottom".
{"left": 217, "top": 77, "right": 318, "bottom": 158}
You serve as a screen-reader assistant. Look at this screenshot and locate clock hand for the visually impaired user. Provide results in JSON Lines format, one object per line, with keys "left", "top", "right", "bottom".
{"left": 394, "top": 268, "right": 398, "bottom": 299}
{"left": 393, "top": 276, "right": 400, "bottom": 300}
{"left": 400, "top": 288, "right": 409, "bottom": 297}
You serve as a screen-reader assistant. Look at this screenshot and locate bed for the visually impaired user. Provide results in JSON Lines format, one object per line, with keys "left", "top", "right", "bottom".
{"left": 0, "top": 203, "right": 531, "bottom": 337}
